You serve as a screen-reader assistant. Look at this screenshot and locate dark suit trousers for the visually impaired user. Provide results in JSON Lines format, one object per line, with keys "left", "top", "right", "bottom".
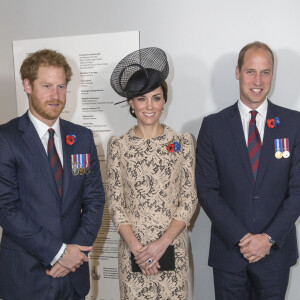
{"left": 213, "top": 264, "right": 290, "bottom": 300}
{"left": 46, "top": 276, "right": 85, "bottom": 300}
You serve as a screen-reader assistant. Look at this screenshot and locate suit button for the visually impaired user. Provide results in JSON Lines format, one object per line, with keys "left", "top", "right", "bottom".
{"left": 61, "top": 216, "right": 65, "bottom": 221}
{"left": 253, "top": 195, "right": 259, "bottom": 200}
{"left": 252, "top": 218, "right": 256, "bottom": 223}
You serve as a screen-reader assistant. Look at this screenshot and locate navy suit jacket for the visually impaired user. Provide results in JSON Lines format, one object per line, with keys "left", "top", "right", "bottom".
{"left": 0, "top": 112, "right": 105, "bottom": 299}
{"left": 196, "top": 101, "right": 300, "bottom": 272}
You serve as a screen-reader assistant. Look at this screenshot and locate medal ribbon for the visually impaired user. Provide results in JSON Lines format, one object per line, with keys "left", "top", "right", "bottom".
{"left": 274, "top": 139, "right": 282, "bottom": 153}
{"left": 85, "top": 154, "right": 90, "bottom": 168}
{"left": 283, "top": 138, "right": 289, "bottom": 153}
{"left": 76, "top": 154, "right": 81, "bottom": 169}
{"left": 82, "top": 154, "right": 85, "bottom": 169}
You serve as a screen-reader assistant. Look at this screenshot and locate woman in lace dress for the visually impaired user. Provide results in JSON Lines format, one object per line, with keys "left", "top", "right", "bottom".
{"left": 107, "top": 47, "right": 197, "bottom": 300}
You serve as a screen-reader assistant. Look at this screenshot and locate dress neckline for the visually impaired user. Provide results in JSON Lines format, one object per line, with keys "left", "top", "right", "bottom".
{"left": 127, "top": 124, "right": 171, "bottom": 145}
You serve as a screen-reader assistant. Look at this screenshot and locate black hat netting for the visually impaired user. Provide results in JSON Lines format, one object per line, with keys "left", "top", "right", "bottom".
{"left": 110, "top": 47, "right": 169, "bottom": 98}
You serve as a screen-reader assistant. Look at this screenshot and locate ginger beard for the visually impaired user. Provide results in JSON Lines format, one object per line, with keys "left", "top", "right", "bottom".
{"left": 25, "top": 66, "right": 67, "bottom": 126}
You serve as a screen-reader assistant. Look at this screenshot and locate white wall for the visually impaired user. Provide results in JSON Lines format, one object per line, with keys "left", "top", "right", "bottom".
{"left": 1, "top": 1, "right": 300, "bottom": 299}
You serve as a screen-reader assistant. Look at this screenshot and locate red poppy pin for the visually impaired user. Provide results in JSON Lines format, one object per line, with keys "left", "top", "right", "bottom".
{"left": 166, "top": 141, "right": 181, "bottom": 153}
{"left": 167, "top": 143, "right": 175, "bottom": 153}
{"left": 66, "top": 134, "right": 77, "bottom": 145}
{"left": 267, "top": 117, "right": 280, "bottom": 128}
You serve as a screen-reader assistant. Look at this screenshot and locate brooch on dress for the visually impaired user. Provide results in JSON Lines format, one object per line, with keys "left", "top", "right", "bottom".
{"left": 166, "top": 142, "right": 180, "bottom": 153}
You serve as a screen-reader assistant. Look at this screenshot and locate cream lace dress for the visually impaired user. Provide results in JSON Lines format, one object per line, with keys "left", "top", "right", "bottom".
{"left": 107, "top": 125, "right": 197, "bottom": 300}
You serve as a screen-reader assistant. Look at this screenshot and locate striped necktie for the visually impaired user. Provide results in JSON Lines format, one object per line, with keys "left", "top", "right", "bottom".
{"left": 248, "top": 110, "right": 261, "bottom": 182}
{"left": 47, "top": 128, "right": 63, "bottom": 197}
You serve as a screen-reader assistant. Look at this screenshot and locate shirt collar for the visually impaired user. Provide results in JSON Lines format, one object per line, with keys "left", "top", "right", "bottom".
{"left": 28, "top": 110, "right": 61, "bottom": 139}
{"left": 238, "top": 98, "right": 268, "bottom": 119}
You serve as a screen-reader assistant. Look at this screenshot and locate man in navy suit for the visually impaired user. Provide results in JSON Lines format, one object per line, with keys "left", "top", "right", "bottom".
{"left": 0, "top": 49, "right": 105, "bottom": 299}
{"left": 196, "top": 41, "right": 300, "bottom": 299}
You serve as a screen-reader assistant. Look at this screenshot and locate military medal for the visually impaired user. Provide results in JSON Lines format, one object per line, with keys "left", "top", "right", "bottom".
{"left": 71, "top": 153, "right": 91, "bottom": 175}
{"left": 71, "top": 155, "right": 79, "bottom": 175}
{"left": 274, "top": 139, "right": 282, "bottom": 159}
{"left": 72, "top": 164, "right": 79, "bottom": 176}
{"left": 282, "top": 151, "right": 290, "bottom": 158}
{"left": 282, "top": 138, "right": 290, "bottom": 158}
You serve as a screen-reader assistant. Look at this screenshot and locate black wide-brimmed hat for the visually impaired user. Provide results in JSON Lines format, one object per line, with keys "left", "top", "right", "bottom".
{"left": 110, "top": 47, "right": 169, "bottom": 101}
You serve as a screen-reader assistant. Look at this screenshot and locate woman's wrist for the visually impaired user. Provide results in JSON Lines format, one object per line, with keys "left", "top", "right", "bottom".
{"left": 129, "top": 240, "right": 142, "bottom": 255}
{"left": 159, "top": 234, "right": 173, "bottom": 248}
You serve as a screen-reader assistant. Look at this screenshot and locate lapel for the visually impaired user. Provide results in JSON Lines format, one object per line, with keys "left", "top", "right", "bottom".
{"left": 228, "top": 102, "right": 255, "bottom": 186}
{"left": 18, "top": 112, "right": 60, "bottom": 200}
{"left": 60, "top": 120, "right": 72, "bottom": 202}
{"left": 255, "top": 100, "right": 278, "bottom": 190}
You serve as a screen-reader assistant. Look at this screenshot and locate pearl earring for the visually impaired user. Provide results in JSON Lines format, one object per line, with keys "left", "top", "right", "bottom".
{"left": 132, "top": 109, "right": 135, "bottom": 113}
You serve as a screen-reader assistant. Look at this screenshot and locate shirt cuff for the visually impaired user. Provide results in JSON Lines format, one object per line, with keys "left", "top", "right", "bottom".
{"left": 50, "top": 243, "right": 66, "bottom": 266}
{"left": 265, "top": 234, "right": 276, "bottom": 245}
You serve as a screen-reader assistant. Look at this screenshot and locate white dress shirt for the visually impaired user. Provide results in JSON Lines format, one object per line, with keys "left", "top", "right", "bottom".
{"left": 238, "top": 99, "right": 268, "bottom": 145}
{"left": 28, "top": 110, "right": 63, "bottom": 167}
{"left": 28, "top": 110, "right": 66, "bottom": 265}
{"left": 237, "top": 100, "right": 276, "bottom": 243}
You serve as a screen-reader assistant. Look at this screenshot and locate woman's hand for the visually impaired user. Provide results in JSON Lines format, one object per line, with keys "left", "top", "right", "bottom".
{"left": 139, "top": 263, "right": 160, "bottom": 275}
{"left": 134, "top": 238, "right": 169, "bottom": 271}
{"left": 130, "top": 240, "right": 144, "bottom": 256}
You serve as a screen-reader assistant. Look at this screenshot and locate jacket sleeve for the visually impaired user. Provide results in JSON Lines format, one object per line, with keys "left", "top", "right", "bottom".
{"left": 195, "top": 117, "right": 249, "bottom": 248}
{"left": 265, "top": 124, "right": 300, "bottom": 249}
{"left": 70, "top": 129, "right": 105, "bottom": 245}
{"left": 106, "top": 136, "right": 132, "bottom": 231}
{"left": 0, "top": 131, "right": 62, "bottom": 267}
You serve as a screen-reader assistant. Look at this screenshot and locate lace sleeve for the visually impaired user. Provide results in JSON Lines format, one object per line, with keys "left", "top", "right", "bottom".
{"left": 106, "top": 136, "right": 131, "bottom": 230}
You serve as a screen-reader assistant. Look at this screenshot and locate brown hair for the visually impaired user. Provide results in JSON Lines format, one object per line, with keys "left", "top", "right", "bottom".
{"left": 128, "top": 81, "right": 168, "bottom": 118}
{"left": 20, "top": 49, "right": 73, "bottom": 84}
{"left": 237, "top": 41, "right": 274, "bottom": 71}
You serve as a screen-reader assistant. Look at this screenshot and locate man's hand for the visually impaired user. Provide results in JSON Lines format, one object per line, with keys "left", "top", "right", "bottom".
{"left": 239, "top": 233, "right": 272, "bottom": 263}
{"left": 46, "top": 262, "right": 70, "bottom": 278}
{"left": 46, "top": 244, "right": 92, "bottom": 278}
{"left": 58, "top": 244, "right": 92, "bottom": 272}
